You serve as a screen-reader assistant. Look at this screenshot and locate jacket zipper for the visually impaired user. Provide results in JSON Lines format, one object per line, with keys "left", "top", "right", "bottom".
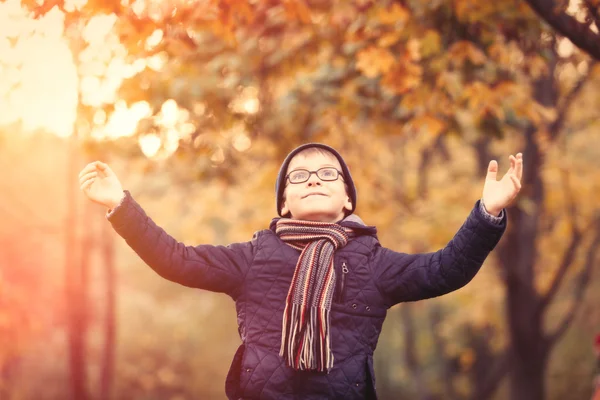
{"left": 337, "top": 262, "right": 349, "bottom": 302}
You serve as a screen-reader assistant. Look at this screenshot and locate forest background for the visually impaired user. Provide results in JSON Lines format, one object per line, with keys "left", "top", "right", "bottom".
{"left": 1, "top": 0, "right": 600, "bottom": 399}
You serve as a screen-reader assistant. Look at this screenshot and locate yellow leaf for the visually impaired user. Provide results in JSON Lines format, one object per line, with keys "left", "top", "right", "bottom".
{"left": 283, "top": 0, "right": 312, "bottom": 24}
{"left": 449, "top": 41, "right": 487, "bottom": 66}
{"left": 412, "top": 115, "right": 446, "bottom": 136}
{"left": 463, "top": 82, "right": 493, "bottom": 110}
{"left": 528, "top": 55, "right": 550, "bottom": 79}
{"left": 421, "top": 30, "right": 441, "bottom": 57}
{"left": 382, "top": 61, "right": 422, "bottom": 94}
{"left": 488, "top": 42, "right": 511, "bottom": 66}
{"left": 356, "top": 46, "right": 396, "bottom": 78}
{"left": 405, "top": 39, "right": 421, "bottom": 61}
{"left": 376, "top": 3, "right": 410, "bottom": 25}
{"left": 377, "top": 32, "right": 402, "bottom": 48}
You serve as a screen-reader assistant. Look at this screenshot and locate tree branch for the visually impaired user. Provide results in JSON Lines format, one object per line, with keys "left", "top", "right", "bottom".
{"left": 538, "top": 169, "right": 587, "bottom": 311}
{"left": 547, "top": 215, "right": 600, "bottom": 347}
{"left": 550, "top": 61, "right": 597, "bottom": 139}
{"left": 524, "top": 0, "right": 600, "bottom": 60}
{"left": 564, "top": 115, "right": 600, "bottom": 135}
{"left": 583, "top": 0, "right": 600, "bottom": 29}
{"left": 417, "top": 133, "right": 447, "bottom": 200}
{"left": 538, "top": 228, "right": 583, "bottom": 312}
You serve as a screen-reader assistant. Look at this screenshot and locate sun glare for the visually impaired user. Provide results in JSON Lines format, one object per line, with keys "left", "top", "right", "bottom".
{"left": 0, "top": 1, "right": 77, "bottom": 137}
{"left": 0, "top": 0, "right": 164, "bottom": 142}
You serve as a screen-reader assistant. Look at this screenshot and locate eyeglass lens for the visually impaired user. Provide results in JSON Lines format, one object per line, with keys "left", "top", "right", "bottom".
{"left": 289, "top": 168, "right": 339, "bottom": 183}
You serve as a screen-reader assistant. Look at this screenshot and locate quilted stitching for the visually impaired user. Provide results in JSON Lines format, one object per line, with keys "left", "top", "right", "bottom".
{"left": 108, "top": 195, "right": 506, "bottom": 399}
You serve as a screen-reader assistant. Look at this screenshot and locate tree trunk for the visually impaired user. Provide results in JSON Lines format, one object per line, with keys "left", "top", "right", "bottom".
{"left": 429, "top": 305, "right": 459, "bottom": 400}
{"left": 498, "top": 125, "right": 547, "bottom": 400}
{"left": 65, "top": 135, "right": 88, "bottom": 400}
{"left": 508, "top": 345, "right": 548, "bottom": 400}
{"left": 100, "top": 215, "right": 116, "bottom": 400}
{"left": 401, "top": 304, "right": 431, "bottom": 400}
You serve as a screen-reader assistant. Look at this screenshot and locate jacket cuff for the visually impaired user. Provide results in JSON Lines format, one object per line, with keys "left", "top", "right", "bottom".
{"left": 105, "top": 191, "right": 128, "bottom": 220}
{"left": 479, "top": 198, "right": 504, "bottom": 224}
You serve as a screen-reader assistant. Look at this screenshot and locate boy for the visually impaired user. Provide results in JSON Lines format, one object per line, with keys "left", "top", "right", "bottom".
{"left": 79, "top": 143, "right": 523, "bottom": 399}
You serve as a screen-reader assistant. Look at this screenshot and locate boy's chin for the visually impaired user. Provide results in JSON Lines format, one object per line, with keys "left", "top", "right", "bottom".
{"left": 290, "top": 208, "right": 344, "bottom": 222}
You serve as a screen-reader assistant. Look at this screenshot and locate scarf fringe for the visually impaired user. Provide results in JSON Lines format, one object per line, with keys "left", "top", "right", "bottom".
{"left": 279, "top": 304, "right": 334, "bottom": 372}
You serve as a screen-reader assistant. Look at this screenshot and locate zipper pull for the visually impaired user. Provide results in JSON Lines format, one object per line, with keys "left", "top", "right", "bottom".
{"left": 337, "top": 262, "right": 348, "bottom": 302}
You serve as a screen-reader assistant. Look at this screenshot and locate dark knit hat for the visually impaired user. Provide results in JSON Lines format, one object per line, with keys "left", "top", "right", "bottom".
{"left": 275, "top": 143, "right": 357, "bottom": 217}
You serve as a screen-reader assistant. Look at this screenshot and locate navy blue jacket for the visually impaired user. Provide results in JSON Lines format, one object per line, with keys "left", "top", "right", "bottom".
{"left": 108, "top": 191, "right": 506, "bottom": 399}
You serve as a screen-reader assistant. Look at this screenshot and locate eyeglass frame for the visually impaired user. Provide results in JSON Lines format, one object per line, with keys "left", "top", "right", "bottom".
{"left": 285, "top": 167, "right": 345, "bottom": 185}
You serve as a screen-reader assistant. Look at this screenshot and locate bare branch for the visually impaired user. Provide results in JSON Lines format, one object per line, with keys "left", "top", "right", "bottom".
{"left": 547, "top": 216, "right": 600, "bottom": 346}
{"left": 538, "top": 228, "right": 583, "bottom": 312}
{"left": 564, "top": 115, "right": 600, "bottom": 135}
{"left": 550, "top": 61, "right": 597, "bottom": 139}
{"left": 417, "top": 133, "right": 447, "bottom": 200}
{"left": 538, "top": 169, "right": 584, "bottom": 311}
{"left": 524, "top": 0, "right": 600, "bottom": 60}
{"left": 583, "top": 1, "right": 600, "bottom": 29}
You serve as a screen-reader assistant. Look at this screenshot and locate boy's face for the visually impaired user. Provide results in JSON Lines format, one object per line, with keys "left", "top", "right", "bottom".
{"left": 281, "top": 151, "right": 352, "bottom": 222}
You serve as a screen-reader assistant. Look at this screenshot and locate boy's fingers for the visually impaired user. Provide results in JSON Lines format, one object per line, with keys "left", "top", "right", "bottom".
{"left": 78, "top": 163, "right": 93, "bottom": 179}
{"left": 79, "top": 171, "right": 97, "bottom": 185}
{"left": 80, "top": 177, "right": 95, "bottom": 191}
{"left": 507, "top": 155, "right": 516, "bottom": 174}
{"left": 79, "top": 161, "right": 102, "bottom": 178}
{"left": 96, "top": 162, "right": 115, "bottom": 178}
{"left": 510, "top": 174, "right": 521, "bottom": 191}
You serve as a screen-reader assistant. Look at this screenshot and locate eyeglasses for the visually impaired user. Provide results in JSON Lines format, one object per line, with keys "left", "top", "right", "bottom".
{"left": 286, "top": 167, "right": 345, "bottom": 184}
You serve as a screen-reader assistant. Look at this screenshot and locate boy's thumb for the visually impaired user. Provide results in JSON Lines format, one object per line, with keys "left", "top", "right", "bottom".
{"left": 486, "top": 160, "right": 498, "bottom": 181}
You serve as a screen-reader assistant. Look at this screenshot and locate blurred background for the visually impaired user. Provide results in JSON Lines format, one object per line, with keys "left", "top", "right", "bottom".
{"left": 1, "top": 0, "right": 600, "bottom": 399}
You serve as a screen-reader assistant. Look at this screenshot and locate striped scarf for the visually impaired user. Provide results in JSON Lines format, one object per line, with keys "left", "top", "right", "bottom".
{"left": 275, "top": 219, "right": 354, "bottom": 373}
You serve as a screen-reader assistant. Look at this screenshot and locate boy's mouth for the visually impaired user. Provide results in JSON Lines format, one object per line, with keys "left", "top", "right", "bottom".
{"left": 303, "top": 192, "right": 328, "bottom": 199}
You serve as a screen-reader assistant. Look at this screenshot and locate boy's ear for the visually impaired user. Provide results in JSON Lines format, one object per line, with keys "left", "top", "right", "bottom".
{"left": 281, "top": 201, "right": 289, "bottom": 216}
{"left": 344, "top": 197, "right": 352, "bottom": 211}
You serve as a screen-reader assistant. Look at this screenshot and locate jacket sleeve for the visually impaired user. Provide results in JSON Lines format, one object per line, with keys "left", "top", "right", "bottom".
{"left": 372, "top": 200, "right": 506, "bottom": 307}
{"left": 107, "top": 191, "right": 255, "bottom": 298}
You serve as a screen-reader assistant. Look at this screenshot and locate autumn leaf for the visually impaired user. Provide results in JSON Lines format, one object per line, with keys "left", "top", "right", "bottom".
{"left": 375, "top": 3, "right": 410, "bottom": 26}
{"left": 356, "top": 46, "right": 396, "bottom": 78}
{"left": 405, "top": 39, "right": 421, "bottom": 62}
{"left": 448, "top": 40, "right": 487, "bottom": 66}
{"left": 527, "top": 55, "right": 550, "bottom": 78}
{"left": 377, "top": 31, "right": 402, "bottom": 48}
{"left": 282, "top": 0, "right": 312, "bottom": 24}
{"left": 420, "top": 30, "right": 441, "bottom": 57}
{"left": 411, "top": 114, "right": 446, "bottom": 136}
{"left": 381, "top": 60, "right": 423, "bottom": 94}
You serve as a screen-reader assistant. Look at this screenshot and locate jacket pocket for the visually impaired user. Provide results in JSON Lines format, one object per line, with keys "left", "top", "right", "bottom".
{"left": 225, "top": 343, "right": 245, "bottom": 399}
{"left": 335, "top": 261, "right": 349, "bottom": 303}
{"left": 366, "top": 354, "right": 378, "bottom": 399}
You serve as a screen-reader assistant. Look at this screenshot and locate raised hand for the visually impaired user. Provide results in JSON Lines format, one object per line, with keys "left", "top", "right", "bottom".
{"left": 78, "top": 161, "right": 125, "bottom": 209}
{"left": 482, "top": 153, "right": 523, "bottom": 216}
